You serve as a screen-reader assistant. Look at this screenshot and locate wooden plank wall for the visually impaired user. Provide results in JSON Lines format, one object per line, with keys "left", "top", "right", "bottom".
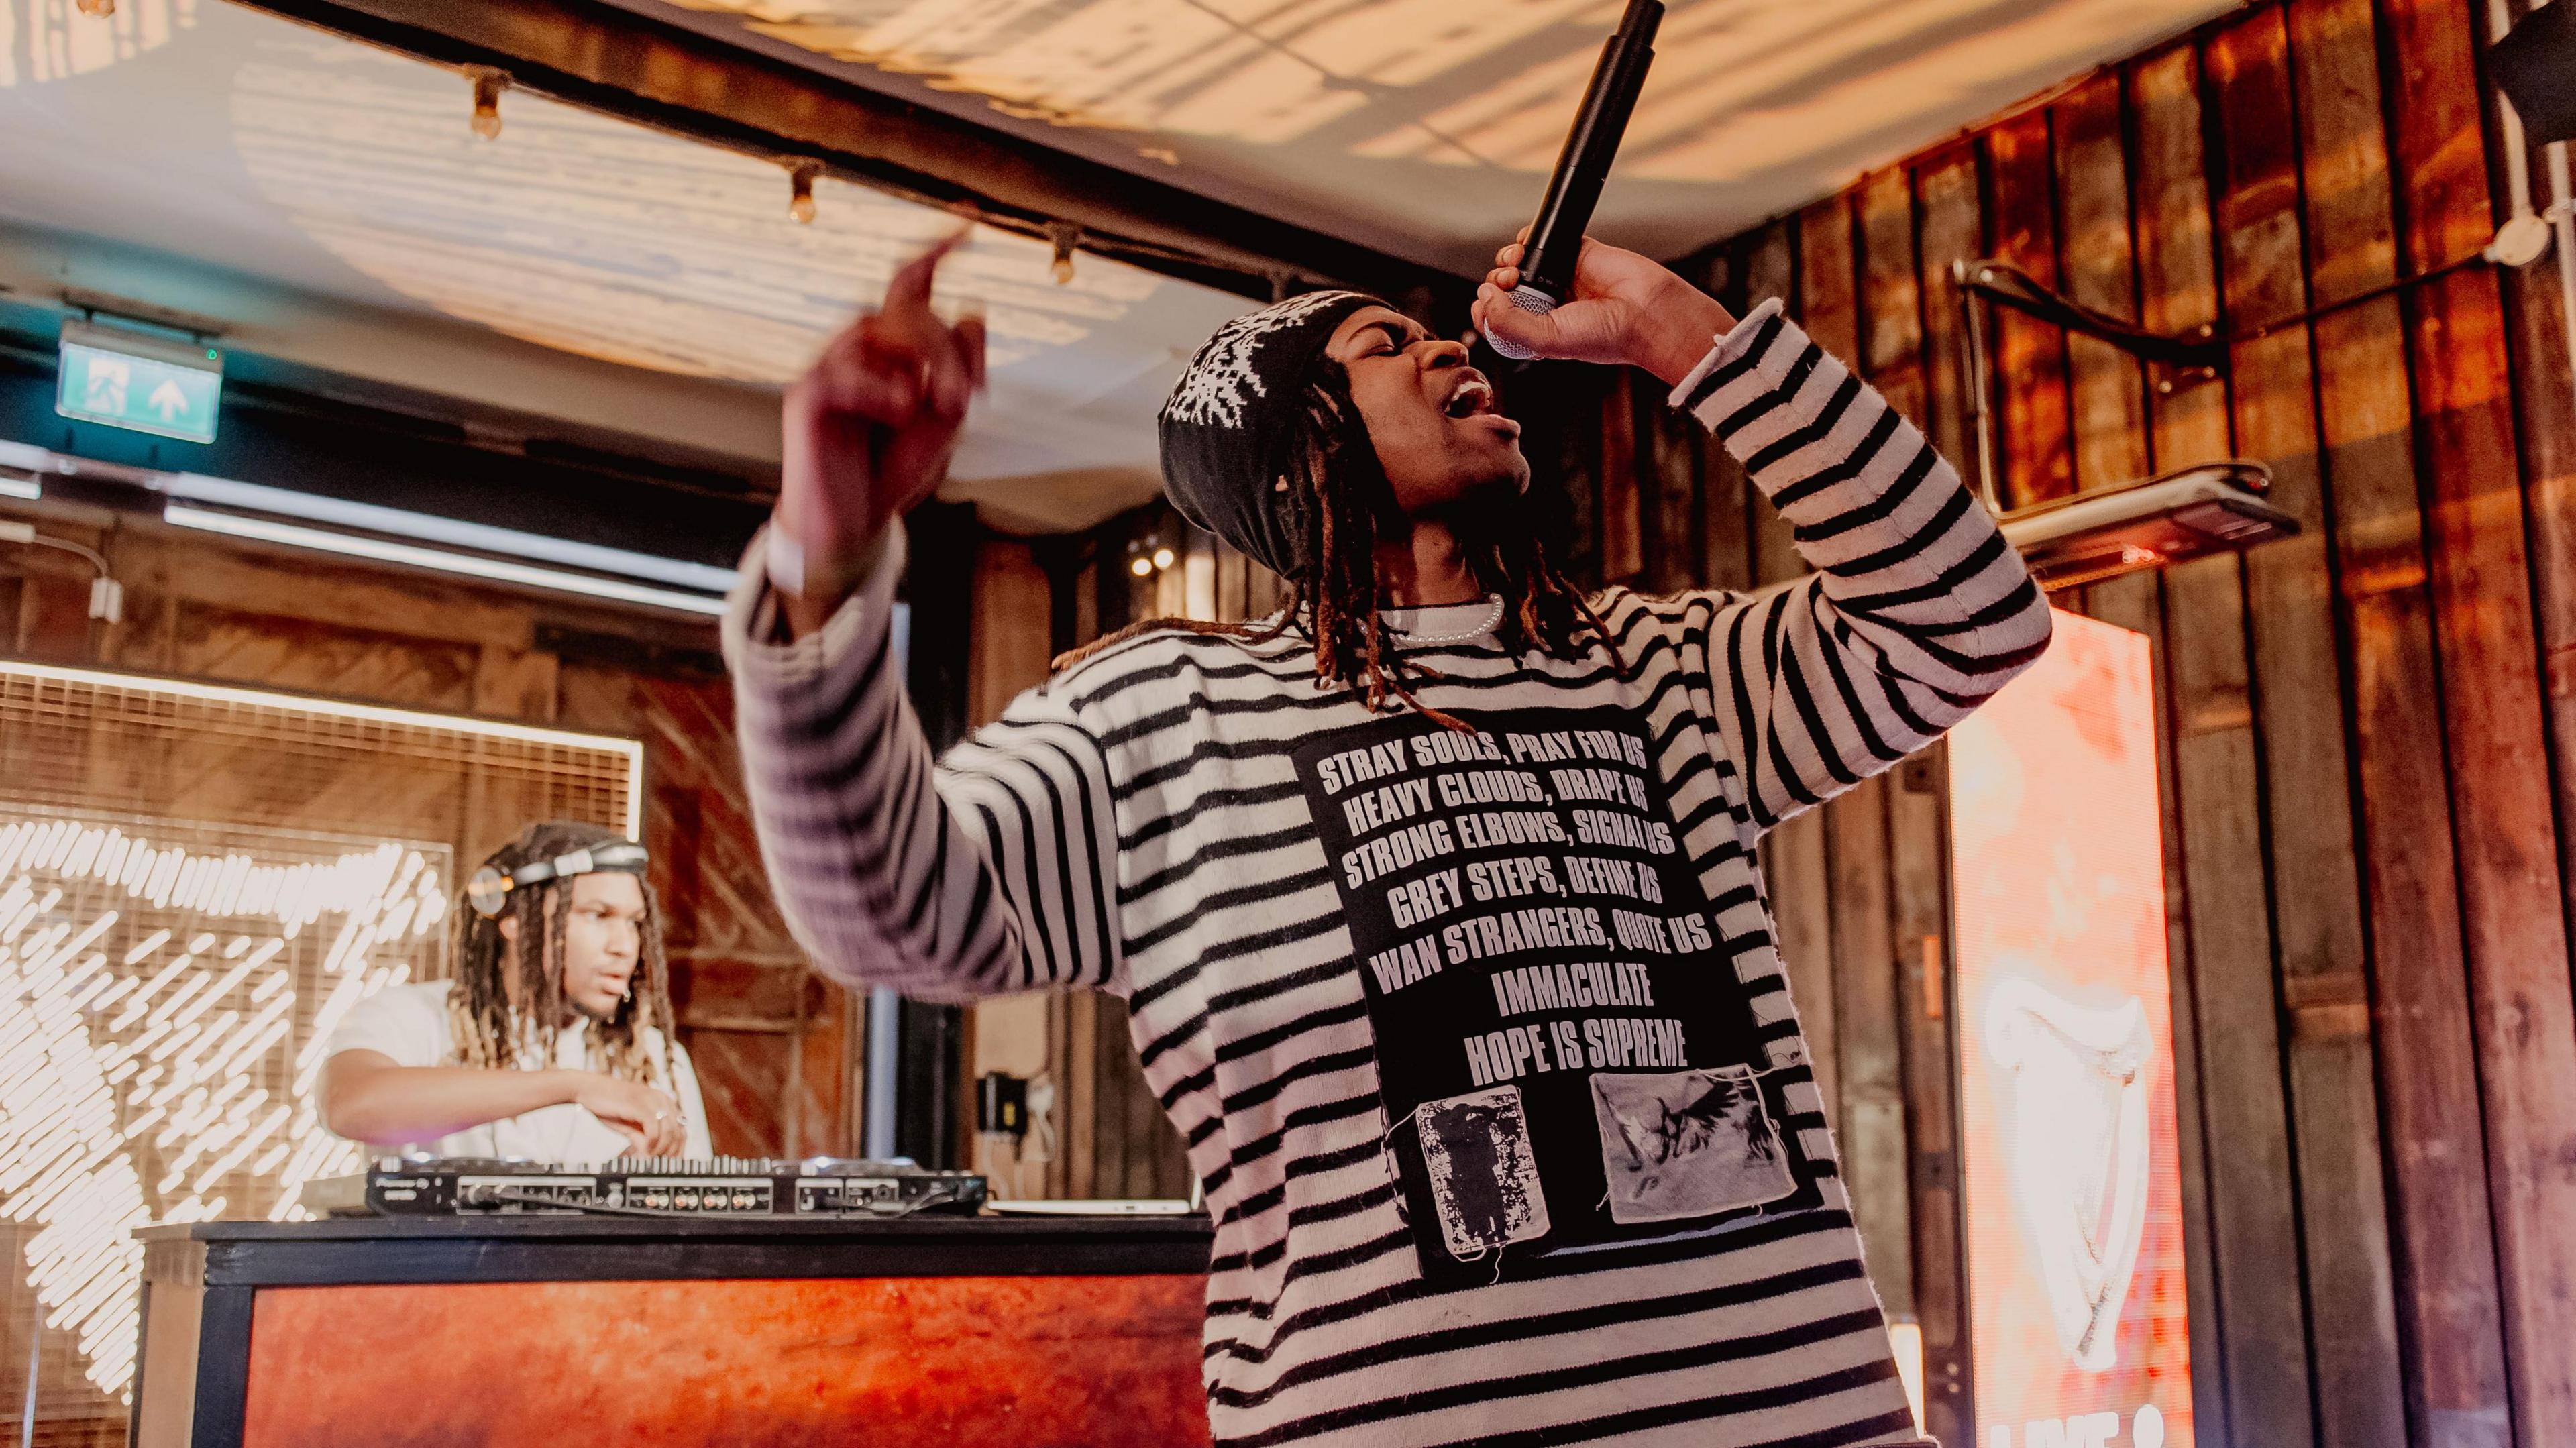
{"left": 1587, "top": 1, "right": 2575, "bottom": 1443}
{"left": 0, "top": 512, "right": 855, "bottom": 1162}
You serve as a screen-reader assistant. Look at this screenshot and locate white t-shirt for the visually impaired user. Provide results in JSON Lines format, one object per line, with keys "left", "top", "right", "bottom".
{"left": 325, "top": 979, "right": 713, "bottom": 1164}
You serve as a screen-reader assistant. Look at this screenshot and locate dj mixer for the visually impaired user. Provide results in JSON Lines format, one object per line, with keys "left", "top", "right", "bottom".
{"left": 302, "top": 1156, "right": 987, "bottom": 1219}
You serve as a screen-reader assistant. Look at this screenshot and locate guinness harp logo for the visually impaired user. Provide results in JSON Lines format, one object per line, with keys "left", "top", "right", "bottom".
{"left": 1984, "top": 977, "right": 2154, "bottom": 1370}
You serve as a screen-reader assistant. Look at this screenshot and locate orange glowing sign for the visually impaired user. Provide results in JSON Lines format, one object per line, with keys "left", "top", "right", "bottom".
{"left": 1948, "top": 608, "right": 2192, "bottom": 1448}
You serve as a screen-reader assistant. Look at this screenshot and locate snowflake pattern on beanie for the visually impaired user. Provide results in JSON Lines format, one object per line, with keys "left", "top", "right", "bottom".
{"left": 1163, "top": 290, "right": 1368, "bottom": 430}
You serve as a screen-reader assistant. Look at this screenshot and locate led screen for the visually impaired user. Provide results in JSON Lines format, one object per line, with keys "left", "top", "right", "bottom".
{"left": 1949, "top": 608, "right": 2192, "bottom": 1448}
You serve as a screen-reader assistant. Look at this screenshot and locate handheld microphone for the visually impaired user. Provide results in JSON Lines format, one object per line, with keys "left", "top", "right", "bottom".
{"left": 1486, "top": 0, "right": 1665, "bottom": 361}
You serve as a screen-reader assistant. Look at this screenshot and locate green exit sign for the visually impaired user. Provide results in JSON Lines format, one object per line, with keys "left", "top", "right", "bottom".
{"left": 56, "top": 319, "right": 223, "bottom": 445}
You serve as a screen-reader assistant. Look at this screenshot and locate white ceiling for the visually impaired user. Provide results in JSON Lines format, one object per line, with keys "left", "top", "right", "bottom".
{"left": 627, "top": 0, "right": 2242, "bottom": 272}
{"left": 0, "top": 0, "right": 2241, "bottom": 533}
{"left": 0, "top": 0, "right": 1248, "bottom": 531}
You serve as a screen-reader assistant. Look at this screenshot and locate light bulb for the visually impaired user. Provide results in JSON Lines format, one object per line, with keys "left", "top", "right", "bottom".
{"left": 1046, "top": 221, "right": 1081, "bottom": 287}
{"left": 1129, "top": 556, "right": 1152, "bottom": 578}
{"left": 468, "top": 70, "right": 506, "bottom": 141}
{"left": 76, "top": 0, "right": 113, "bottom": 15}
{"left": 1152, "top": 547, "right": 1175, "bottom": 571}
{"left": 788, "top": 163, "right": 819, "bottom": 225}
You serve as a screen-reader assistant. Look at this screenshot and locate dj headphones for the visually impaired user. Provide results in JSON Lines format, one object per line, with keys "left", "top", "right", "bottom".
{"left": 464, "top": 840, "right": 651, "bottom": 919}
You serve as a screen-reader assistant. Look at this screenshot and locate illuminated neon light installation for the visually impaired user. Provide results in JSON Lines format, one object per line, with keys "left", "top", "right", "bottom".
{"left": 0, "top": 659, "right": 643, "bottom": 1417}
{"left": 0, "top": 813, "right": 448, "bottom": 1400}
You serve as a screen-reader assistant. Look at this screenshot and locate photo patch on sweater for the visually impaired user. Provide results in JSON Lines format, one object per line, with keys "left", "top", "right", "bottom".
{"left": 1418, "top": 1085, "right": 1550, "bottom": 1260}
{"left": 1590, "top": 1067, "right": 1796, "bottom": 1225}
{"left": 1293, "top": 705, "right": 1824, "bottom": 1290}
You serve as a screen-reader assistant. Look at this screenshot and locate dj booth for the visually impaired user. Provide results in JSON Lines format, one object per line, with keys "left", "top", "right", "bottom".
{"left": 129, "top": 1211, "right": 1216, "bottom": 1447}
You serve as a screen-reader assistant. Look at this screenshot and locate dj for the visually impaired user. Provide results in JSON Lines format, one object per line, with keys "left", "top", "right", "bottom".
{"left": 320, "top": 820, "right": 710, "bottom": 1162}
{"left": 724, "top": 233, "right": 2049, "bottom": 1446}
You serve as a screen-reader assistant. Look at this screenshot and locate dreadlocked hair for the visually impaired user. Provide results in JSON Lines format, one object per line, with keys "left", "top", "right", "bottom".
{"left": 447, "top": 820, "right": 680, "bottom": 1091}
{"left": 1056, "top": 359, "right": 1622, "bottom": 726}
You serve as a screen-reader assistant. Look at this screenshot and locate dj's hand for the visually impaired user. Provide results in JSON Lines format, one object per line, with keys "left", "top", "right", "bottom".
{"left": 775, "top": 231, "right": 987, "bottom": 632}
{"left": 1474, "top": 231, "right": 1735, "bottom": 388}
{"left": 570, "top": 1074, "right": 688, "bottom": 1157}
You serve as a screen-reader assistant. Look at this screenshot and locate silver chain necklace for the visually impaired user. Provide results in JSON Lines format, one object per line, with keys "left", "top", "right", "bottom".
{"left": 1390, "top": 596, "right": 1505, "bottom": 647}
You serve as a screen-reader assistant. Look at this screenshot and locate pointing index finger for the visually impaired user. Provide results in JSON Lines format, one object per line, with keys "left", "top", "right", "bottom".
{"left": 883, "top": 226, "right": 973, "bottom": 316}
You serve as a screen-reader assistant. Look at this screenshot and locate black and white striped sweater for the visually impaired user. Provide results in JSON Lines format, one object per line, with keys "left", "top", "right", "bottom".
{"left": 724, "top": 299, "right": 2051, "bottom": 1448}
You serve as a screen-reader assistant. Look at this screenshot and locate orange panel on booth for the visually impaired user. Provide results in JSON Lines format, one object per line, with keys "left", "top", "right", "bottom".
{"left": 1947, "top": 609, "right": 2193, "bottom": 1448}
{"left": 129, "top": 1216, "right": 1214, "bottom": 1447}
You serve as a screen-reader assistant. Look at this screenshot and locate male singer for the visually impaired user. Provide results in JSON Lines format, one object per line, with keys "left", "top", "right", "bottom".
{"left": 723, "top": 231, "right": 2049, "bottom": 1446}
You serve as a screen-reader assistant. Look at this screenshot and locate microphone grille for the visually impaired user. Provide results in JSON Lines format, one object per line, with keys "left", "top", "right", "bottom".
{"left": 1485, "top": 286, "right": 1560, "bottom": 361}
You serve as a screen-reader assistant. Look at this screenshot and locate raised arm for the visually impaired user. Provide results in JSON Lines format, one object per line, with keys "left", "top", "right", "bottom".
{"left": 1477, "top": 235, "right": 2052, "bottom": 831}
{"left": 724, "top": 237, "right": 1123, "bottom": 1003}
{"left": 725, "top": 529, "right": 1122, "bottom": 1001}
{"left": 1674, "top": 299, "right": 2049, "bottom": 826}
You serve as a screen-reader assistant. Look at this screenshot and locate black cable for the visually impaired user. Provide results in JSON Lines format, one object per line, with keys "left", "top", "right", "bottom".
{"left": 2229, "top": 250, "right": 2491, "bottom": 344}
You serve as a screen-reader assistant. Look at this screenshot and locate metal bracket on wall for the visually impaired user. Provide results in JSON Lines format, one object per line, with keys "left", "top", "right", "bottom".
{"left": 1951, "top": 258, "right": 2226, "bottom": 517}
{"left": 1955, "top": 259, "right": 2229, "bottom": 375}
{"left": 1952, "top": 258, "right": 2231, "bottom": 514}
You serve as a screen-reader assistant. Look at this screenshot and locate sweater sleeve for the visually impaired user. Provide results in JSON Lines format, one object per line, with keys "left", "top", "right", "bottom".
{"left": 722, "top": 524, "right": 1124, "bottom": 1003}
{"left": 1670, "top": 298, "right": 2053, "bottom": 831}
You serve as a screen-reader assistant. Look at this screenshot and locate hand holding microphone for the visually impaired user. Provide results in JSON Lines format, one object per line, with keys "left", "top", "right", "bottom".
{"left": 1475, "top": 233, "right": 1735, "bottom": 388}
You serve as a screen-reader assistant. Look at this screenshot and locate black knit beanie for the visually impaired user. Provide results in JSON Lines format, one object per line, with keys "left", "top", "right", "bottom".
{"left": 1157, "top": 290, "right": 1382, "bottom": 583}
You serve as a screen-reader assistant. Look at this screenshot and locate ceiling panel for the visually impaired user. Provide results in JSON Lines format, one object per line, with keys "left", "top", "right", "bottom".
{"left": 621, "top": 0, "right": 2242, "bottom": 270}
{"left": 0, "top": 0, "right": 1249, "bottom": 526}
{"left": 1, "top": 0, "right": 2243, "bottom": 534}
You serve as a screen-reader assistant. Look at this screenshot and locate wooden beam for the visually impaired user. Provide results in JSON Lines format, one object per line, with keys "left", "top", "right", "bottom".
{"left": 1638, "top": 367, "right": 1703, "bottom": 594}
{"left": 1828, "top": 775, "right": 1911, "bottom": 1313}
{"left": 1858, "top": 170, "right": 1928, "bottom": 428}
{"left": 2049, "top": 73, "right": 2151, "bottom": 500}
{"left": 1064, "top": 991, "right": 1102, "bottom": 1199}
{"left": 1797, "top": 194, "right": 1862, "bottom": 382}
{"left": 1599, "top": 371, "right": 1643, "bottom": 584}
{"left": 1744, "top": 222, "right": 1803, "bottom": 586}
{"left": 2171, "top": 24, "right": 2319, "bottom": 1447}
{"left": 2237, "top": 0, "right": 2516, "bottom": 1433}
{"left": 2382, "top": 0, "right": 2576, "bottom": 1435}
{"left": 1985, "top": 110, "right": 2074, "bottom": 508}
{"left": 223, "top": 0, "right": 1462, "bottom": 306}
{"left": 1915, "top": 145, "right": 1984, "bottom": 495}
{"left": 2499, "top": 17, "right": 2576, "bottom": 1030}
{"left": 970, "top": 538, "right": 1055, "bottom": 728}
{"left": 1696, "top": 243, "right": 1754, "bottom": 595}
{"left": 2258, "top": 1, "right": 2415, "bottom": 1441}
